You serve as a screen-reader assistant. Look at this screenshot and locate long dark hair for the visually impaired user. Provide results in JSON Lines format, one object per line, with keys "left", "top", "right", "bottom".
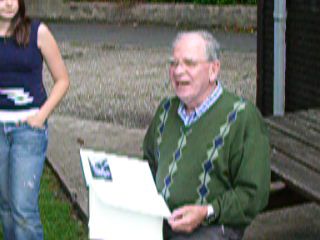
{"left": 10, "top": 0, "right": 31, "bottom": 46}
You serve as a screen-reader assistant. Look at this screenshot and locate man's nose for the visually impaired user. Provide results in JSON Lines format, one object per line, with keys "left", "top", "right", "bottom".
{"left": 6, "top": 0, "right": 13, "bottom": 6}
{"left": 173, "top": 62, "right": 185, "bottom": 76}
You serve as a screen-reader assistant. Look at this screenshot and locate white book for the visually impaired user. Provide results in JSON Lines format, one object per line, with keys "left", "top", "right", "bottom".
{"left": 80, "top": 149, "right": 171, "bottom": 240}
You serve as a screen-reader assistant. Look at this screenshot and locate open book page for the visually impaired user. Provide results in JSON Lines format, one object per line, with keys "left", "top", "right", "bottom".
{"left": 80, "top": 149, "right": 171, "bottom": 218}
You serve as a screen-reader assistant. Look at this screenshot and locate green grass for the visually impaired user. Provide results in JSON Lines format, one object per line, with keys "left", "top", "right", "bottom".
{"left": 0, "top": 165, "right": 88, "bottom": 240}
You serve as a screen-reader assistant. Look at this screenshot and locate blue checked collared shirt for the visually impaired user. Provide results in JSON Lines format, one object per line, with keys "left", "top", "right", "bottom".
{"left": 178, "top": 82, "right": 223, "bottom": 126}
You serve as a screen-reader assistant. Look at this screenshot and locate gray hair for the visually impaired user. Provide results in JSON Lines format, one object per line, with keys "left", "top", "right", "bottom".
{"left": 172, "top": 30, "right": 220, "bottom": 61}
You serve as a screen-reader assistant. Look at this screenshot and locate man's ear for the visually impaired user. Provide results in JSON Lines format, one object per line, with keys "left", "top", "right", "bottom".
{"left": 209, "top": 60, "right": 220, "bottom": 83}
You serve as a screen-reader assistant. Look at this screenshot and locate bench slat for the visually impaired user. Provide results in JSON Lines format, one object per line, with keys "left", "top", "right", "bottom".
{"left": 269, "top": 128, "right": 320, "bottom": 173}
{"left": 295, "top": 110, "right": 320, "bottom": 131}
{"left": 271, "top": 150, "right": 320, "bottom": 203}
{"left": 266, "top": 117, "right": 320, "bottom": 151}
{"left": 286, "top": 112, "right": 320, "bottom": 133}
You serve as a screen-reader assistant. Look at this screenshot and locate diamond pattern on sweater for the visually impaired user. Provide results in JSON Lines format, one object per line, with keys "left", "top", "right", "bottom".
{"left": 204, "top": 160, "right": 213, "bottom": 172}
{"left": 228, "top": 110, "right": 237, "bottom": 123}
{"left": 174, "top": 149, "right": 181, "bottom": 160}
{"left": 162, "top": 132, "right": 187, "bottom": 200}
{"left": 156, "top": 98, "right": 171, "bottom": 161}
{"left": 197, "top": 100, "right": 246, "bottom": 204}
{"left": 215, "top": 136, "right": 223, "bottom": 149}
{"left": 199, "top": 184, "right": 208, "bottom": 197}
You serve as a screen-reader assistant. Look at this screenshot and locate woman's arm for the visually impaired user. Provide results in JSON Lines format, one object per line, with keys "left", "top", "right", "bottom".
{"left": 27, "top": 23, "right": 69, "bottom": 128}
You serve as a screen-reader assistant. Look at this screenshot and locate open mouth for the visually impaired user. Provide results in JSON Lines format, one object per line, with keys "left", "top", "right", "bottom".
{"left": 176, "top": 81, "right": 189, "bottom": 87}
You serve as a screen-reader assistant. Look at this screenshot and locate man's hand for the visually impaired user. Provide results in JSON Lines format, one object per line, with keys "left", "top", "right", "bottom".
{"left": 168, "top": 205, "right": 207, "bottom": 233}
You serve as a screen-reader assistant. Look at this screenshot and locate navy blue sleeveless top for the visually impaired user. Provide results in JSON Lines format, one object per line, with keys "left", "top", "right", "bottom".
{"left": 0, "top": 20, "right": 47, "bottom": 112}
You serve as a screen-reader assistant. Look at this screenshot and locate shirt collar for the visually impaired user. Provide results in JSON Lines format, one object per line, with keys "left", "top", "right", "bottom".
{"left": 178, "top": 82, "right": 223, "bottom": 126}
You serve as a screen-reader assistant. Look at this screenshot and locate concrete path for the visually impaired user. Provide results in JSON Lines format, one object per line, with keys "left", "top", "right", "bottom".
{"left": 48, "top": 22, "right": 257, "bottom": 52}
{"left": 46, "top": 114, "right": 320, "bottom": 239}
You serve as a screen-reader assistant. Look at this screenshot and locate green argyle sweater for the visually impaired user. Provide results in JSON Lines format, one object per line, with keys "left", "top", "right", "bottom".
{"left": 143, "top": 90, "right": 270, "bottom": 227}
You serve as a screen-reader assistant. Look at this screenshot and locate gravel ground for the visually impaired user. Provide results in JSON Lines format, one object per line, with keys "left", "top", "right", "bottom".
{"left": 44, "top": 42, "right": 256, "bottom": 128}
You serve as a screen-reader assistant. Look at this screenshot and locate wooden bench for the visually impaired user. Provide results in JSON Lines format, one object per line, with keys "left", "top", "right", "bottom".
{"left": 244, "top": 202, "right": 320, "bottom": 240}
{"left": 265, "top": 109, "right": 320, "bottom": 203}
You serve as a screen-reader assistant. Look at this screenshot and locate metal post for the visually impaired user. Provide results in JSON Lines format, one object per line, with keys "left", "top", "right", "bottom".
{"left": 273, "top": 0, "right": 287, "bottom": 116}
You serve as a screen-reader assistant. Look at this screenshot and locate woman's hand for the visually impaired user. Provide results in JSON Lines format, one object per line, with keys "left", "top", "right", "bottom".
{"left": 25, "top": 113, "right": 46, "bottom": 129}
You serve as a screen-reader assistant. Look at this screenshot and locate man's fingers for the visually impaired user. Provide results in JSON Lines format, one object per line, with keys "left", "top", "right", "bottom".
{"left": 170, "top": 207, "right": 188, "bottom": 221}
{"left": 168, "top": 205, "right": 207, "bottom": 233}
{"left": 169, "top": 217, "right": 188, "bottom": 231}
{"left": 169, "top": 209, "right": 194, "bottom": 232}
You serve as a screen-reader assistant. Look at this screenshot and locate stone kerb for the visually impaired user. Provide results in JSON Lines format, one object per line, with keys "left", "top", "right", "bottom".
{"left": 130, "top": 4, "right": 256, "bottom": 29}
{"left": 26, "top": 1, "right": 257, "bottom": 29}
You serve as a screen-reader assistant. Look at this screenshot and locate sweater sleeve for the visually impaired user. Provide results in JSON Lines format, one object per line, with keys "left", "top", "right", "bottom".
{"left": 143, "top": 99, "right": 168, "bottom": 179}
{"left": 210, "top": 104, "right": 270, "bottom": 227}
{"left": 143, "top": 115, "right": 157, "bottom": 179}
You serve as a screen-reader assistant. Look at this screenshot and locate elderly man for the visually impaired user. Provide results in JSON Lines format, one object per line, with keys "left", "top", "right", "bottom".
{"left": 143, "top": 31, "right": 270, "bottom": 240}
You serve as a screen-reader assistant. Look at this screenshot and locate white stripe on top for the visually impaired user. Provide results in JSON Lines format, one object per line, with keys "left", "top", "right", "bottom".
{"left": 0, "top": 109, "right": 39, "bottom": 123}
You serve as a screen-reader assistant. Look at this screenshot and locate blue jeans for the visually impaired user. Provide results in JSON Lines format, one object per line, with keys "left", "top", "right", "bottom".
{"left": 0, "top": 122, "right": 48, "bottom": 240}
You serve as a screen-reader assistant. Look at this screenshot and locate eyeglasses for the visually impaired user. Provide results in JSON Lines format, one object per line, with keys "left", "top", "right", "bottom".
{"left": 168, "top": 57, "right": 209, "bottom": 68}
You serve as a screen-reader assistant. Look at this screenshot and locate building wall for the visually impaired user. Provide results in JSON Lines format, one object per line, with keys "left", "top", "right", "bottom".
{"left": 285, "top": 0, "right": 320, "bottom": 111}
{"left": 257, "top": 0, "right": 320, "bottom": 115}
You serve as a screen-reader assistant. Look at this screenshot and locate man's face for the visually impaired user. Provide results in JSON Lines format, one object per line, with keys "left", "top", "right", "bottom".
{"left": 169, "top": 34, "right": 219, "bottom": 111}
{"left": 0, "top": 0, "right": 19, "bottom": 21}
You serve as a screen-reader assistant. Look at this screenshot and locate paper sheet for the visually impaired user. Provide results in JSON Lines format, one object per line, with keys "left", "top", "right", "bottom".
{"left": 80, "top": 149, "right": 171, "bottom": 218}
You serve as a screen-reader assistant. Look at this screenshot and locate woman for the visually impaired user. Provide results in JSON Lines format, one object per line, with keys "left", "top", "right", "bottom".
{"left": 0, "top": 0, "right": 69, "bottom": 239}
